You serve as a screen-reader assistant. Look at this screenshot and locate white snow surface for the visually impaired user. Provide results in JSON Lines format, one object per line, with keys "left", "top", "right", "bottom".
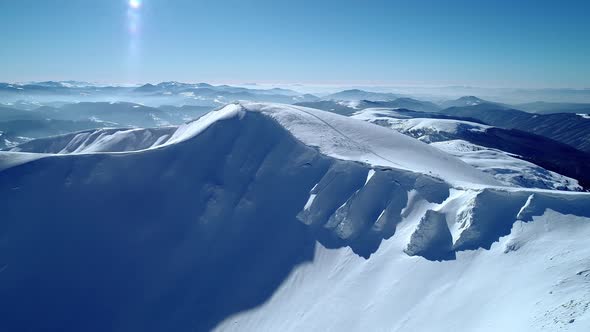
{"left": 10, "top": 127, "right": 176, "bottom": 154}
{"left": 8, "top": 102, "right": 498, "bottom": 187}
{"left": 1, "top": 102, "right": 590, "bottom": 331}
{"left": 241, "top": 103, "right": 499, "bottom": 187}
{"left": 352, "top": 108, "right": 491, "bottom": 139}
{"left": 8, "top": 104, "right": 245, "bottom": 155}
{"left": 0, "top": 151, "right": 47, "bottom": 172}
{"left": 216, "top": 208, "right": 590, "bottom": 332}
{"left": 351, "top": 108, "right": 582, "bottom": 191}
{"left": 433, "top": 140, "right": 582, "bottom": 191}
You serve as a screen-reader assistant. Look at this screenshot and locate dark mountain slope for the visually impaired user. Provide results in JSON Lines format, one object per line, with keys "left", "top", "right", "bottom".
{"left": 442, "top": 103, "right": 590, "bottom": 152}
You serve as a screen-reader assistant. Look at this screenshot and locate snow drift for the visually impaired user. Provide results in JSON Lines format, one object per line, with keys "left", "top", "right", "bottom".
{"left": 1, "top": 102, "right": 589, "bottom": 331}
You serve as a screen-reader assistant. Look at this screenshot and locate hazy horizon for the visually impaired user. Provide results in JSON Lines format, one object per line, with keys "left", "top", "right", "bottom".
{"left": 1, "top": 0, "right": 589, "bottom": 88}
{"left": 5, "top": 80, "right": 590, "bottom": 90}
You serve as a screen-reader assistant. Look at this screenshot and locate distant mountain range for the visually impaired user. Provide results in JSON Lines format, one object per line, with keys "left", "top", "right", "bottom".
{"left": 295, "top": 98, "right": 441, "bottom": 114}
{"left": 441, "top": 103, "right": 590, "bottom": 152}
{"left": 297, "top": 97, "right": 590, "bottom": 153}
{"left": 3, "top": 82, "right": 590, "bottom": 156}
{"left": 3, "top": 82, "right": 590, "bottom": 114}
{"left": 0, "top": 81, "right": 320, "bottom": 107}
{"left": 515, "top": 101, "right": 590, "bottom": 114}
{"left": 322, "top": 89, "right": 401, "bottom": 101}
{"left": 439, "top": 96, "right": 503, "bottom": 108}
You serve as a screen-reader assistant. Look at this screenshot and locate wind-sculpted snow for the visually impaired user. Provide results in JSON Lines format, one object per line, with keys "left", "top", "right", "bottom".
{"left": 1, "top": 102, "right": 590, "bottom": 331}
{"left": 10, "top": 127, "right": 177, "bottom": 153}
{"left": 405, "top": 210, "right": 455, "bottom": 261}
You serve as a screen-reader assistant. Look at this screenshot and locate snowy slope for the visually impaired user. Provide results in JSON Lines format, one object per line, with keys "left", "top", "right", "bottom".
{"left": 433, "top": 140, "right": 581, "bottom": 191}
{"left": 5, "top": 104, "right": 244, "bottom": 154}
{"left": 353, "top": 108, "right": 490, "bottom": 142}
{"left": 7, "top": 102, "right": 499, "bottom": 186}
{"left": 352, "top": 108, "right": 491, "bottom": 141}
{"left": 9, "top": 127, "right": 177, "bottom": 154}
{"left": 1, "top": 102, "right": 589, "bottom": 332}
{"left": 352, "top": 108, "right": 583, "bottom": 191}
{"left": 217, "top": 208, "right": 590, "bottom": 332}
{"left": 241, "top": 103, "right": 499, "bottom": 187}
{"left": 0, "top": 151, "right": 47, "bottom": 172}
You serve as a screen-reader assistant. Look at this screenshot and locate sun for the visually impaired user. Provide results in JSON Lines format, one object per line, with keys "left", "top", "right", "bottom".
{"left": 129, "top": 0, "right": 141, "bottom": 9}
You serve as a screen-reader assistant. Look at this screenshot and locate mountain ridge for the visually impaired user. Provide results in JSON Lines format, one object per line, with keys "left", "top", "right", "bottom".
{"left": 2, "top": 102, "right": 590, "bottom": 331}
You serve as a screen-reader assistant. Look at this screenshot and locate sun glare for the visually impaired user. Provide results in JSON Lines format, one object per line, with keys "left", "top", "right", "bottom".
{"left": 129, "top": 0, "right": 141, "bottom": 9}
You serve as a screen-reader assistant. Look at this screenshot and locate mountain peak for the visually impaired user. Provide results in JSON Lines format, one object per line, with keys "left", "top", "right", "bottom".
{"left": 441, "top": 95, "right": 495, "bottom": 108}
{"left": 2, "top": 100, "right": 590, "bottom": 332}
{"left": 206, "top": 102, "right": 498, "bottom": 186}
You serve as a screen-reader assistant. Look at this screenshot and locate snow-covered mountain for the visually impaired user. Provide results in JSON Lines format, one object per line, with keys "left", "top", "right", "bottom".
{"left": 295, "top": 102, "right": 590, "bottom": 190}
{"left": 34, "top": 102, "right": 206, "bottom": 126}
{"left": 0, "top": 119, "right": 112, "bottom": 149}
{"left": 439, "top": 95, "right": 497, "bottom": 108}
{"left": 352, "top": 108, "right": 582, "bottom": 191}
{"left": 0, "top": 102, "right": 214, "bottom": 149}
{"left": 296, "top": 98, "right": 442, "bottom": 114}
{"left": 340, "top": 98, "right": 442, "bottom": 113}
{"left": 442, "top": 103, "right": 590, "bottom": 152}
{"left": 1, "top": 102, "right": 589, "bottom": 331}
{"left": 9, "top": 127, "right": 177, "bottom": 154}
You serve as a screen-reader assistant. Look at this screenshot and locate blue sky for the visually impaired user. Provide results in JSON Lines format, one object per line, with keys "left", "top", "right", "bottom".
{"left": 0, "top": 0, "right": 589, "bottom": 87}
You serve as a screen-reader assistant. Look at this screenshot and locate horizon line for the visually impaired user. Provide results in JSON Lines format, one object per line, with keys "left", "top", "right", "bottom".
{"left": 5, "top": 80, "right": 590, "bottom": 91}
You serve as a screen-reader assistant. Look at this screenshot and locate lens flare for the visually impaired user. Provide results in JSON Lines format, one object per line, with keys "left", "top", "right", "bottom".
{"left": 129, "top": 0, "right": 141, "bottom": 9}
{"left": 126, "top": 0, "right": 142, "bottom": 82}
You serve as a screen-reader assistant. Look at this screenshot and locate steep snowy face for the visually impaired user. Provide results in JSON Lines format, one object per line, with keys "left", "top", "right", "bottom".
{"left": 1, "top": 102, "right": 590, "bottom": 331}
{"left": 2, "top": 108, "right": 486, "bottom": 331}
{"left": 236, "top": 103, "right": 500, "bottom": 187}
{"left": 216, "top": 204, "right": 590, "bottom": 332}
